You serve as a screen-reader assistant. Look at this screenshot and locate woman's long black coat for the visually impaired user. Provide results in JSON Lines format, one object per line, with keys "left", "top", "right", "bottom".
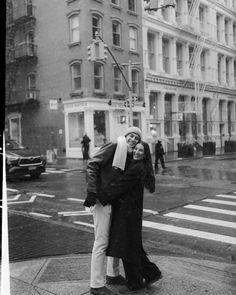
{"left": 105, "top": 160, "right": 148, "bottom": 262}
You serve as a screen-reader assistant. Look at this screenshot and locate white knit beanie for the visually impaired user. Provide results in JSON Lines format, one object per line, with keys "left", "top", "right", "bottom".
{"left": 124, "top": 127, "right": 142, "bottom": 139}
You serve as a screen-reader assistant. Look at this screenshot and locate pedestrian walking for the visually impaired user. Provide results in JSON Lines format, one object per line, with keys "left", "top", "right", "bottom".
{"left": 81, "top": 132, "right": 91, "bottom": 160}
{"left": 154, "top": 140, "right": 166, "bottom": 170}
{"left": 83, "top": 126, "right": 142, "bottom": 295}
{"left": 101, "top": 141, "right": 162, "bottom": 293}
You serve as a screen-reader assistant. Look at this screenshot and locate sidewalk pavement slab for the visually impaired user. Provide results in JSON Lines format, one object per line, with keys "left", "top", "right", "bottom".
{"left": 5, "top": 254, "right": 236, "bottom": 295}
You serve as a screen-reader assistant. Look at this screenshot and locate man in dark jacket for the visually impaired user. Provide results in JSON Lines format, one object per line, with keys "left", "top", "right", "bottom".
{"left": 81, "top": 132, "right": 91, "bottom": 160}
{"left": 83, "top": 127, "right": 142, "bottom": 295}
{"left": 154, "top": 140, "right": 166, "bottom": 170}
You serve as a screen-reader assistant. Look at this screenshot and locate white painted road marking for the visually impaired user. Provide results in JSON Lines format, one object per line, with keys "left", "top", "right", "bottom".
{"left": 67, "top": 198, "right": 85, "bottom": 202}
{"left": 33, "top": 193, "right": 55, "bottom": 198}
{"left": 216, "top": 194, "right": 236, "bottom": 200}
{"left": 184, "top": 205, "right": 236, "bottom": 216}
{"left": 164, "top": 212, "right": 236, "bottom": 229}
{"left": 143, "top": 209, "right": 159, "bottom": 215}
{"left": 73, "top": 221, "right": 94, "bottom": 228}
{"left": 29, "top": 212, "right": 51, "bottom": 218}
{"left": 8, "top": 195, "right": 37, "bottom": 205}
{"left": 142, "top": 221, "right": 236, "bottom": 245}
{"left": 203, "top": 199, "right": 236, "bottom": 206}
{"left": 58, "top": 210, "right": 92, "bottom": 216}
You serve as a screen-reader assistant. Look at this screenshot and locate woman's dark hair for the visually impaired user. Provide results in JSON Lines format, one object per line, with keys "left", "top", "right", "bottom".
{"left": 139, "top": 141, "right": 155, "bottom": 193}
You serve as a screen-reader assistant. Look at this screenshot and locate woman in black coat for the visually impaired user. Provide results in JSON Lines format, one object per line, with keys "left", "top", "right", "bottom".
{"left": 102, "top": 142, "right": 162, "bottom": 292}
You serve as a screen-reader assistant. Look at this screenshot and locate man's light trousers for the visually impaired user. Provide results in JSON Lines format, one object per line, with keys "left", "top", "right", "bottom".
{"left": 90, "top": 202, "right": 120, "bottom": 288}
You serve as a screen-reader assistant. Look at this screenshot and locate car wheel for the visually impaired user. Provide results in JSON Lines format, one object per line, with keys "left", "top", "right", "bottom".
{"left": 30, "top": 172, "right": 41, "bottom": 179}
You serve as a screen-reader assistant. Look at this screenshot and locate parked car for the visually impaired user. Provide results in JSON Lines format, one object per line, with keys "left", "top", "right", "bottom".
{"left": 5, "top": 140, "right": 46, "bottom": 179}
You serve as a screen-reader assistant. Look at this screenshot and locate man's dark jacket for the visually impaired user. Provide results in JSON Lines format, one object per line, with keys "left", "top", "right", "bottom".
{"left": 86, "top": 142, "right": 132, "bottom": 205}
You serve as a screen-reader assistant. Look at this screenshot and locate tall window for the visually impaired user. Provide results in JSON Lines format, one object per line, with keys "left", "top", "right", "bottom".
{"left": 218, "top": 55, "right": 221, "bottom": 84}
{"left": 234, "top": 61, "right": 236, "bottom": 86}
{"left": 69, "top": 14, "right": 80, "bottom": 43}
{"left": 233, "top": 23, "right": 236, "bottom": 46}
{"left": 71, "top": 62, "right": 81, "bottom": 90}
{"left": 216, "top": 14, "right": 221, "bottom": 41}
{"left": 162, "top": 38, "right": 170, "bottom": 73}
{"left": 149, "top": 92, "right": 158, "bottom": 120}
{"left": 226, "top": 58, "right": 229, "bottom": 85}
{"left": 147, "top": 32, "right": 155, "bottom": 70}
{"left": 225, "top": 19, "right": 229, "bottom": 44}
{"left": 176, "top": 43, "right": 183, "bottom": 76}
{"left": 189, "top": 45, "right": 194, "bottom": 76}
{"left": 8, "top": 114, "right": 22, "bottom": 143}
{"left": 128, "top": 0, "right": 136, "bottom": 12}
{"left": 131, "top": 69, "right": 139, "bottom": 95}
{"left": 94, "top": 63, "right": 104, "bottom": 90}
{"left": 129, "top": 27, "right": 138, "bottom": 51}
{"left": 92, "top": 14, "right": 102, "bottom": 39}
{"left": 114, "top": 67, "right": 122, "bottom": 92}
{"left": 112, "top": 21, "right": 121, "bottom": 47}
{"left": 200, "top": 50, "right": 206, "bottom": 79}
{"left": 199, "top": 6, "right": 205, "bottom": 33}
{"left": 27, "top": 73, "right": 36, "bottom": 90}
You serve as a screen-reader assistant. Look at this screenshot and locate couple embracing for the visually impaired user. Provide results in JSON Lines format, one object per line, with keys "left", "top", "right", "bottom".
{"left": 83, "top": 127, "right": 162, "bottom": 295}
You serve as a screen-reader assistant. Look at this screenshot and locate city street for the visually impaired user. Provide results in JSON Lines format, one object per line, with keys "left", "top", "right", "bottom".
{"left": 5, "top": 154, "right": 236, "bottom": 263}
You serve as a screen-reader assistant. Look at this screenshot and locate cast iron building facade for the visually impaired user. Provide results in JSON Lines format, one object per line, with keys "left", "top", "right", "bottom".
{"left": 143, "top": 0, "right": 236, "bottom": 152}
{"left": 5, "top": 0, "right": 144, "bottom": 158}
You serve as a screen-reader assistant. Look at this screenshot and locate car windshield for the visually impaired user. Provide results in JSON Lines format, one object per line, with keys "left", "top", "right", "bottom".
{"left": 6, "top": 140, "right": 25, "bottom": 151}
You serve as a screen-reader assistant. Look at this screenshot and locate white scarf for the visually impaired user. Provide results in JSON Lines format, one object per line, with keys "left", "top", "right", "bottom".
{"left": 112, "top": 136, "right": 127, "bottom": 171}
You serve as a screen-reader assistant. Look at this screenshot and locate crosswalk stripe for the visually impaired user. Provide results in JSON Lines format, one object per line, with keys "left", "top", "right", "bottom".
{"left": 142, "top": 221, "right": 236, "bottom": 245}
{"left": 164, "top": 212, "right": 236, "bottom": 229}
{"left": 216, "top": 194, "right": 236, "bottom": 200}
{"left": 184, "top": 205, "right": 236, "bottom": 216}
{"left": 73, "top": 221, "right": 94, "bottom": 228}
{"left": 29, "top": 212, "right": 51, "bottom": 218}
{"left": 203, "top": 199, "right": 236, "bottom": 206}
{"left": 45, "top": 170, "right": 65, "bottom": 174}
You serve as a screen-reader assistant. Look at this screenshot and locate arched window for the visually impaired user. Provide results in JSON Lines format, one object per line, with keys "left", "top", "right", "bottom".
{"left": 129, "top": 26, "right": 138, "bottom": 51}
{"left": 131, "top": 69, "right": 139, "bottom": 95}
{"left": 112, "top": 20, "right": 121, "bottom": 47}
{"left": 92, "top": 13, "right": 103, "bottom": 39}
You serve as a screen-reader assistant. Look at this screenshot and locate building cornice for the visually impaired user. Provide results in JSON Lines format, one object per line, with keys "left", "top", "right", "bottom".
{"left": 145, "top": 73, "right": 236, "bottom": 97}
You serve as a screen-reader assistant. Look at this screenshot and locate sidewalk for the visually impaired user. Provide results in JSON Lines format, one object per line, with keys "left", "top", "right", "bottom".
{"left": 7, "top": 254, "right": 236, "bottom": 295}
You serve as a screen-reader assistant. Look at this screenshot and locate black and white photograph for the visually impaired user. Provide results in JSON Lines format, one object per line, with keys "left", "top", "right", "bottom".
{"left": 2, "top": 0, "right": 236, "bottom": 294}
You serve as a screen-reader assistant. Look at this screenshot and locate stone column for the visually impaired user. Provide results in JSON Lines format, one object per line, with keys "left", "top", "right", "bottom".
{"left": 229, "top": 19, "right": 234, "bottom": 47}
{"left": 221, "top": 15, "right": 226, "bottom": 44}
{"left": 143, "top": 26, "right": 149, "bottom": 69}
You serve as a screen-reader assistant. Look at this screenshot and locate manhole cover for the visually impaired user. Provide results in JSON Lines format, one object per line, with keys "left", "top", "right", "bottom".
{"left": 38, "top": 256, "right": 90, "bottom": 283}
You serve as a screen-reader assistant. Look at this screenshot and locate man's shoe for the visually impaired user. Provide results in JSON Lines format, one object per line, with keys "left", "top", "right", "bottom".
{"left": 90, "top": 286, "right": 115, "bottom": 295}
{"left": 118, "top": 285, "right": 147, "bottom": 294}
{"left": 145, "top": 274, "right": 163, "bottom": 287}
{"left": 106, "top": 275, "right": 127, "bottom": 285}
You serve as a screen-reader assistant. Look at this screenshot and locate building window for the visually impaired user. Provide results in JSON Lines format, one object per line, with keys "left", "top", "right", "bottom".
{"left": 114, "top": 66, "right": 122, "bottom": 92}
{"left": 164, "top": 94, "right": 172, "bottom": 137}
{"left": 71, "top": 62, "right": 81, "bottom": 90}
{"left": 68, "top": 112, "right": 84, "bottom": 148}
{"left": 69, "top": 14, "right": 80, "bottom": 43}
{"left": 199, "top": 6, "right": 206, "bottom": 34}
{"left": 162, "top": 38, "right": 170, "bottom": 73}
{"left": 129, "top": 27, "right": 138, "bottom": 51}
{"left": 128, "top": 0, "right": 136, "bottom": 12}
{"left": 92, "top": 14, "right": 102, "bottom": 39}
{"left": 131, "top": 69, "right": 139, "bottom": 95}
{"left": 112, "top": 21, "right": 121, "bottom": 47}
{"left": 27, "top": 73, "right": 36, "bottom": 90}
{"left": 233, "top": 23, "right": 236, "bottom": 47}
{"left": 234, "top": 61, "right": 236, "bottom": 86}
{"left": 176, "top": 43, "right": 183, "bottom": 76}
{"left": 218, "top": 55, "right": 221, "bottom": 84}
{"left": 200, "top": 50, "right": 206, "bottom": 80}
{"left": 94, "top": 63, "right": 104, "bottom": 90}
{"left": 216, "top": 14, "right": 221, "bottom": 42}
{"left": 226, "top": 58, "right": 229, "bottom": 85}
{"left": 225, "top": 19, "right": 229, "bottom": 45}
{"left": 8, "top": 113, "right": 22, "bottom": 143}
{"left": 149, "top": 92, "right": 158, "bottom": 120}
{"left": 147, "top": 32, "right": 155, "bottom": 70}
{"left": 189, "top": 45, "right": 194, "bottom": 76}
{"left": 175, "top": 0, "right": 181, "bottom": 24}
{"left": 94, "top": 111, "right": 108, "bottom": 147}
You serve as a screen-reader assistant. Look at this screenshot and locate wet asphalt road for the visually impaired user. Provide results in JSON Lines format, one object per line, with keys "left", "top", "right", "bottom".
{"left": 5, "top": 154, "right": 236, "bottom": 262}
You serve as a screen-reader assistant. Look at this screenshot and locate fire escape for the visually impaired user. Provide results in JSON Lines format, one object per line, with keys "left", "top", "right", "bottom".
{"left": 6, "top": 0, "right": 39, "bottom": 107}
